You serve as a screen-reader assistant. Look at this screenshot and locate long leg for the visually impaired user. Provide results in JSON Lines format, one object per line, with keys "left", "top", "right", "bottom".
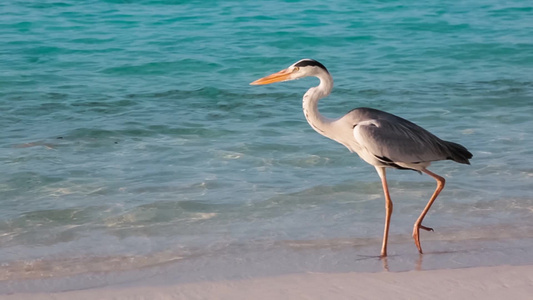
{"left": 375, "top": 167, "right": 393, "bottom": 257}
{"left": 413, "top": 168, "right": 446, "bottom": 254}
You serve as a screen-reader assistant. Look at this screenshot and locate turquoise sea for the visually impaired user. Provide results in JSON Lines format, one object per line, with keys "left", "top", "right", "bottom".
{"left": 1, "top": 0, "right": 532, "bottom": 292}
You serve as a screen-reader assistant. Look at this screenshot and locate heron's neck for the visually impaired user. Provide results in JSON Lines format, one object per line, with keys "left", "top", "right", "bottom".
{"left": 302, "top": 72, "right": 335, "bottom": 137}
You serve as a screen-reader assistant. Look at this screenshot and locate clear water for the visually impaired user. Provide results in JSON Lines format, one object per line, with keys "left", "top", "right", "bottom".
{"left": 1, "top": 0, "right": 532, "bottom": 291}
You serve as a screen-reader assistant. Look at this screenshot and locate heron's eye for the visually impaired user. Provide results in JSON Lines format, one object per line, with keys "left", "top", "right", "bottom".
{"left": 293, "top": 67, "right": 300, "bottom": 72}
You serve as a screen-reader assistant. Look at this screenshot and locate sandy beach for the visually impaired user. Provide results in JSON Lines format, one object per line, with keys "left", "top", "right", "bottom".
{"left": 1, "top": 264, "right": 531, "bottom": 300}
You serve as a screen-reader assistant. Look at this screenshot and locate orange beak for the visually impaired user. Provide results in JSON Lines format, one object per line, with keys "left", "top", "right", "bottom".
{"left": 250, "top": 68, "right": 293, "bottom": 85}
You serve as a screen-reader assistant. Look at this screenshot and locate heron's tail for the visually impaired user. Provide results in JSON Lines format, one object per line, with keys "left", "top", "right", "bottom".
{"left": 445, "top": 141, "right": 473, "bottom": 165}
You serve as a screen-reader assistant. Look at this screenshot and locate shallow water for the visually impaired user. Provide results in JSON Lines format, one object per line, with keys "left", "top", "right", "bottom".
{"left": 1, "top": 0, "right": 532, "bottom": 292}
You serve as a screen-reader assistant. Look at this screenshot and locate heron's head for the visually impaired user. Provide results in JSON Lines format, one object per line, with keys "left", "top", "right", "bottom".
{"left": 250, "top": 59, "right": 329, "bottom": 85}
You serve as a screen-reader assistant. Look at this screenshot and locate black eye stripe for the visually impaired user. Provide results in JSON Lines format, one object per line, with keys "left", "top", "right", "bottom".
{"left": 294, "top": 59, "right": 329, "bottom": 73}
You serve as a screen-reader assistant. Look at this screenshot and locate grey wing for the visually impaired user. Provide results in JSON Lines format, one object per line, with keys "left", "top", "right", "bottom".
{"left": 352, "top": 117, "right": 451, "bottom": 167}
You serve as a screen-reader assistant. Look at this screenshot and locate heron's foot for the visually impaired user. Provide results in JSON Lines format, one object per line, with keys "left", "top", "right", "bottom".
{"left": 412, "top": 223, "right": 433, "bottom": 254}
{"left": 380, "top": 247, "right": 388, "bottom": 258}
{"left": 419, "top": 224, "right": 434, "bottom": 232}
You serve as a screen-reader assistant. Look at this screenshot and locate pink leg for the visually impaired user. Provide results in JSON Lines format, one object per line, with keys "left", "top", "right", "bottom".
{"left": 375, "top": 167, "right": 393, "bottom": 257}
{"left": 413, "top": 169, "right": 446, "bottom": 254}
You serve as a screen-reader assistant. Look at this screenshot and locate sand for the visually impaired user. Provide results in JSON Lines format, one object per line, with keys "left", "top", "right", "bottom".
{"left": 2, "top": 264, "right": 532, "bottom": 300}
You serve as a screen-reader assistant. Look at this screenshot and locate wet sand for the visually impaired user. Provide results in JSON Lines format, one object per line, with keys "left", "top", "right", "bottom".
{"left": 2, "top": 264, "right": 532, "bottom": 300}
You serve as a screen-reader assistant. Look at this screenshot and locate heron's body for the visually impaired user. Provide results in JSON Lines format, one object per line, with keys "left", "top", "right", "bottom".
{"left": 251, "top": 59, "right": 472, "bottom": 256}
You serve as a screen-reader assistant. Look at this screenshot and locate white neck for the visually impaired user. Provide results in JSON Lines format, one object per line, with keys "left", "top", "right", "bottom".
{"left": 302, "top": 70, "right": 335, "bottom": 137}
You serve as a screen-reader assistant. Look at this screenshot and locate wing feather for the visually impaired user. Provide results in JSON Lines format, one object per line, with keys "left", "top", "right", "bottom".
{"left": 352, "top": 117, "right": 450, "bottom": 164}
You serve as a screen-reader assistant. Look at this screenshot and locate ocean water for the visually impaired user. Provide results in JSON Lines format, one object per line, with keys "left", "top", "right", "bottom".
{"left": 1, "top": 0, "right": 533, "bottom": 292}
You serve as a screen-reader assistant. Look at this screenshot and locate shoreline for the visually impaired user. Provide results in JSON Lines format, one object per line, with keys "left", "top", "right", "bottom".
{"left": 1, "top": 232, "right": 533, "bottom": 295}
{"left": 2, "top": 264, "right": 532, "bottom": 300}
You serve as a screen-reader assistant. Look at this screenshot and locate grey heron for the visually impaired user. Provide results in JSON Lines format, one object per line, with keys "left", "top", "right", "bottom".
{"left": 250, "top": 59, "right": 472, "bottom": 257}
